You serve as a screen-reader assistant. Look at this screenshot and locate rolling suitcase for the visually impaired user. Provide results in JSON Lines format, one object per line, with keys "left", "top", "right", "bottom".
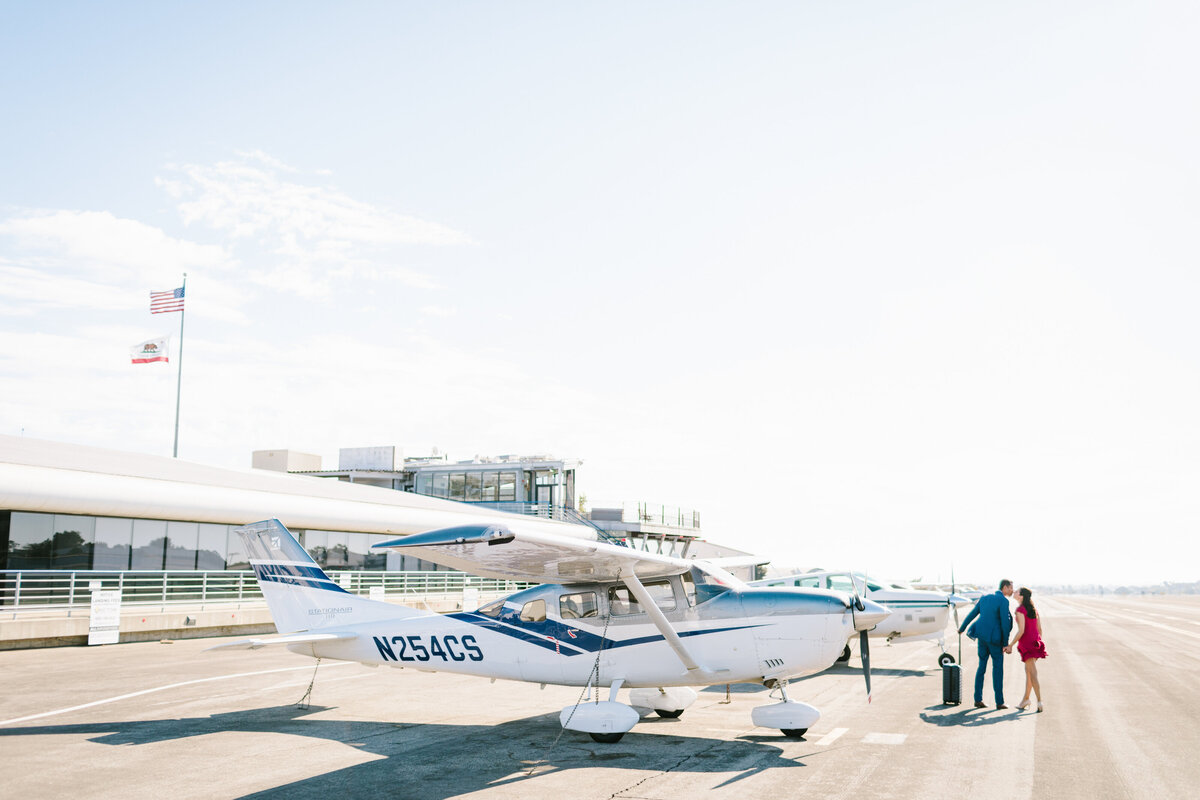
{"left": 942, "top": 663, "right": 962, "bottom": 705}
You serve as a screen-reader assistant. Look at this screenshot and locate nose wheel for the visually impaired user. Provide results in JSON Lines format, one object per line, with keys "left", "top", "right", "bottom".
{"left": 938, "top": 652, "right": 956, "bottom": 667}
{"left": 837, "top": 644, "right": 852, "bottom": 663}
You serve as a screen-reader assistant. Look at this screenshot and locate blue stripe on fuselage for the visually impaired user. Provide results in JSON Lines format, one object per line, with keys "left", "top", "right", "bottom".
{"left": 256, "top": 572, "right": 351, "bottom": 593}
{"left": 253, "top": 562, "right": 331, "bottom": 581}
{"left": 447, "top": 612, "right": 760, "bottom": 656}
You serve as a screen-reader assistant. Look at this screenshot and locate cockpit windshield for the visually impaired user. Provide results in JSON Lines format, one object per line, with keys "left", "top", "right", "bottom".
{"left": 688, "top": 563, "right": 747, "bottom": 605}
{"left": 476, "top": 598, "right": 504, "bottom": 618}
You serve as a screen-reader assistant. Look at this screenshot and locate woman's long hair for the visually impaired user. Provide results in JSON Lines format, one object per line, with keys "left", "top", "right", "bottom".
{"left": 1018, "top": 587, "right": 1038, "bottom": 619}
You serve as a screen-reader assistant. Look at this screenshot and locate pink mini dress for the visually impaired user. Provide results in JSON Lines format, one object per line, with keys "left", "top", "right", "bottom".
{"left": 1016, "top": 605, "right": 1047, "bottom": 662}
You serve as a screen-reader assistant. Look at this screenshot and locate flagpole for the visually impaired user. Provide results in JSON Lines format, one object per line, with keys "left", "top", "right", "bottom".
{"left": 172, "top": 273, "right": 187, "bottom": 458}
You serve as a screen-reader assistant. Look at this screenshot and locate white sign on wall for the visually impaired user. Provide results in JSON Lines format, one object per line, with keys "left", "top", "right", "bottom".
{"left": 88, "top": 590, "right": 122, "bottom": 646}
{"left": 462, "top": 586, "right": 480, "bottom": 613}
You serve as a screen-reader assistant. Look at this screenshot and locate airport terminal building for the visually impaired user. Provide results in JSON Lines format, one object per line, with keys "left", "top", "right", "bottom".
{"left": 1, "top": 437, "right": 728, "bottom": 577}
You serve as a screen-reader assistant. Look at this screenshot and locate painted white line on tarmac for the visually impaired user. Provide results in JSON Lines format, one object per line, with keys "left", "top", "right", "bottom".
{"left": 1096, "top": 608, "right": 1200, "bottom": 642}
{"left": 862, "top": 732, "right": 906, "bottom": 745}
{"left": 815, "top": 727, "right": 848, "bottom": 745}
{"left": 0, "top": 661, "right": 356, "bottom": 726}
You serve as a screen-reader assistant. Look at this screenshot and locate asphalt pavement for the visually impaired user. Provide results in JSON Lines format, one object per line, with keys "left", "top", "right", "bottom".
{"left": 1, "top": 595, "right": 1196, "bottom": 799}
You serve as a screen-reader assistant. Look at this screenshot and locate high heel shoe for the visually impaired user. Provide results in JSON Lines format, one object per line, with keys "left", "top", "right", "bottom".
{"left": 1036, "top": 702, "right": 1044, "bottom": 713}
{"left": 1017, "top": 701, "right": 1030, "bottom": 710}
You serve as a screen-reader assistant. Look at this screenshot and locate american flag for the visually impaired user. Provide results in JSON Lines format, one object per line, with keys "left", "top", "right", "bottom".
{"left": 150, "top": 287, "right": 185, "bottom": 314}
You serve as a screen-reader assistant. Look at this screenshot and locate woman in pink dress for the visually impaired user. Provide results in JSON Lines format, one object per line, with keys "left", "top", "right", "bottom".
{"left": 1010, "top": 587, "right": 1047, "bottom": 711}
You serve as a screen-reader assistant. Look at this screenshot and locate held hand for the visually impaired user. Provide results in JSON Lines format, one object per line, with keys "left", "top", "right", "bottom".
{"left": 1003, "top": 646, "right": 1013, "bottom": 654}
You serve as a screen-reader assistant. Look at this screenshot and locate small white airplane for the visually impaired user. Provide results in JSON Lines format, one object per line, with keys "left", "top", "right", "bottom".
{"left": 750, "top": 570, "right": 970, "bottom": 666}
{"left": 211, "top": 519, "right": 889, "bottom": 743}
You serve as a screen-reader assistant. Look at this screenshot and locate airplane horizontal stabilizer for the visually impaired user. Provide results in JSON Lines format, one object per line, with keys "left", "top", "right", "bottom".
{"left": 205, "top": 631, "right": 359, "bottom": 651}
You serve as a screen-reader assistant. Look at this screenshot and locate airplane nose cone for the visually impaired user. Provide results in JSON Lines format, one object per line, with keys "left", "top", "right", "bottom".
{"left": 854, "top": 598, "right": 890, "bottom": 631}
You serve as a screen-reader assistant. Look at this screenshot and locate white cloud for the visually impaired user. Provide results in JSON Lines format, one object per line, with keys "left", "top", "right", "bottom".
{"left": 157, "top": 154, "right": 470, "bottom": 297}
{"left": 0, "top": 261, "right": 140, "bottom": 314}
{"left": 0, "top": 210, "right": 232, "bottom": 286}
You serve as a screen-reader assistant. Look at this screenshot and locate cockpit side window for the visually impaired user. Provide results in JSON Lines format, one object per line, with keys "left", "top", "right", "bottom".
{"left": 519, "top": 599, "right": 546, "bottom": 622}
{"left": 607, "top": 586, "right": 639, "bottom": 615}
{"left": 476, "top": 599, "right": 504, "bottom": 618}
{"left": 866, "top": 581, "right": 884, "bottom": 592}
{"left": 797, "top": 576, "right": 820, "bottom": 589}
{"left": 559, "top": 591, "right": 599, "bottom": 619}
{"left": 828, "top": 575, "right": 855, "bottom": 593}
{"left": 644, "top": 579, "right": 676, "bottom": 611}
{"left": 681, "top": 572, "right": 697, "bottom": 607}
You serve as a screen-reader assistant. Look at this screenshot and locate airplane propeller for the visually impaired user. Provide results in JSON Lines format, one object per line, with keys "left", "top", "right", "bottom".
{"left": 860, "top": 629, "right": 871, "bottom": 702}
{"left": 850, "top": 575, "right": 872, "bottom": 703}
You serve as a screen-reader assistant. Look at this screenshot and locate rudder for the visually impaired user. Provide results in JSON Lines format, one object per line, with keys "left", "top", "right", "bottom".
{"left": 237, "top": 519, "right": 422, "bottom": 633}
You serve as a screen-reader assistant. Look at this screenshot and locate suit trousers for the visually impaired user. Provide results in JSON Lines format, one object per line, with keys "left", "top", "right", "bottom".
{"left": 974, "top": 641, "right": 1005, "bottom": 705}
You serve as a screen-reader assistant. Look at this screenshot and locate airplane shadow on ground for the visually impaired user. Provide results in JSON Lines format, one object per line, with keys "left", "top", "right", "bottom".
{"left": 824, "top": 664, "right": 929, "bottom": 678}
{"left": 0, "top": 704, "right": 807, "bottom": 799}
{"left": 918, "top": 704, "right": 1024, "bottom": 728}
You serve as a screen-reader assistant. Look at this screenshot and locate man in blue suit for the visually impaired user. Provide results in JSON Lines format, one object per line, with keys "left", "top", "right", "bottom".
{"left": 958, "top": 579, "right": 1014, "bottom": 709}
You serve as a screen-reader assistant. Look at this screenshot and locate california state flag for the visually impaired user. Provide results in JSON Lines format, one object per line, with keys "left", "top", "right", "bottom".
{"left": 130, "top": 336, "right": 170, "bottom": 364}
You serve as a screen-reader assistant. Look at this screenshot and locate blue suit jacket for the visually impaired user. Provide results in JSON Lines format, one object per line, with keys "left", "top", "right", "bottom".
{"left": 959, "top": 591, "right": 1013, "bottom": 646}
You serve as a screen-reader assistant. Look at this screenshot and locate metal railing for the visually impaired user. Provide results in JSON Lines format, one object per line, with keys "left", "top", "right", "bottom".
{"left": 0, "top": 570, "right": 533, "bottom": 614}
{"left": 590, "top": 503, "right": 701, "bottom": 530}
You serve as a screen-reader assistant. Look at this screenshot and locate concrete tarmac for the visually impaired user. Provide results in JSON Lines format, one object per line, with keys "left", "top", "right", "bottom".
{"left": 1, "top": 595, "right": 1197, "bottom": 799}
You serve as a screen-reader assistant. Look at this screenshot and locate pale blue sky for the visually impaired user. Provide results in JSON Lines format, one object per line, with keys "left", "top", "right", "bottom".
{"left": 2, "top": 2, "right": 1197, "bottom": 585}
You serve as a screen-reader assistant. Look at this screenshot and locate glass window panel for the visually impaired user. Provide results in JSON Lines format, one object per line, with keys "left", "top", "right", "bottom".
{"left": 607, "top": 586, "right": 640, "bottom": 616}
{"left": 519, "top": 599, "right": 546, "bottom": 622}
{"left": 93, "top": 517, "right": 132, "bottom": 570}
{"left": 130, "top": 519, "right": 167, "bottom": 570}
{"left": 364, "top": 535, "right": 388, "bottom": 570}
{"left": 477, "top": 599, "right": 504, "bottom": 618}
{"left": 7, "top": 512, "right": 55, "bottom": 570}
{"left": 164, "top": 521, "right": 199, "bottom": 569}
{"left": 559, "top": 591, "right": 599, "bottom": 619}
{"left": 448, "top": 473, "right": 466, "bottom": 500}
{"left": 681, "top": 572, "right": 696, "bottom": 607}
{"left": 196, "top": 524, "right": 228, "bottom": 570}
{"left": 303, "top": 530, "right": 328, "bottom": 566}
{"left": 346, "top": 533, "right": 368, "bottom": 569}
{"left": 415, "top": 473, "right": 431, "bottom": 494}
{"left": 52, "top": 514, "right": 95, "bottom": 570}
{"left": 432, "top": 472, "right": 449, "bottom": 498}
{"left": 325, "top": 531, "right": 349, "bottom": 568}
{"left": 498, "top": 472, "right": 516, "bottom": 501}
{"left": 644, "top": 580, "right": 676, "bottom": 611}
{"left": 481, "top": 472, "right": 498, "bottom": 502}
{"left": 465, "top": 472, "right": 482, "bottom": 501}
{"left": 828, "top": 575, "right": 854, "bottom": 593}
{"left": 223, "top": 527, "right": 249, "bottom": 570}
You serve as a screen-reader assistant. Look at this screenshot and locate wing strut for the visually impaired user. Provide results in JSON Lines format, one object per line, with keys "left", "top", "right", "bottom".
{"left": 620, "top": 571, "right": 716, "bottom": 680}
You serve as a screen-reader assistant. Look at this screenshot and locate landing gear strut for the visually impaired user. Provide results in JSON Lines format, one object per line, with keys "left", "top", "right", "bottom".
{"left": 752, "top": 679, "right": 820, "bottom": 739}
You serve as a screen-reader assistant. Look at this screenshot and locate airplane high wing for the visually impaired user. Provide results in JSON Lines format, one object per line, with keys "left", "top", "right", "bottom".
{"left": 369, "top": 523, "right": 706, "bottom": 584}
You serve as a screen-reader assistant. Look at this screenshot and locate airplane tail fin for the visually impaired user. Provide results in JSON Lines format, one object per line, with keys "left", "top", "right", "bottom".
{"left": 237, "top": 519, "right": 424, "bottom": 633}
